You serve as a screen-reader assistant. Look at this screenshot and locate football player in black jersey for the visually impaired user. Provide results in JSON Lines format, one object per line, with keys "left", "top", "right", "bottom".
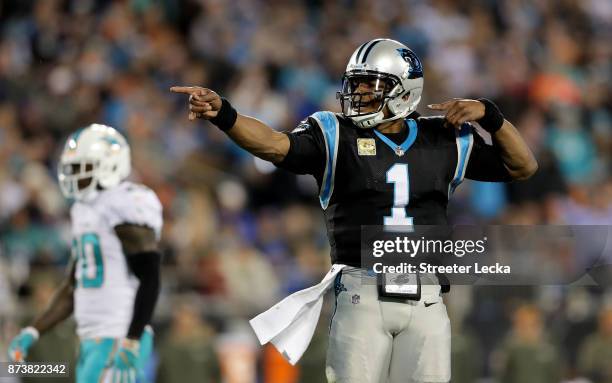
{"left": 172, "top": 38, "right": 537, "bottom": 383}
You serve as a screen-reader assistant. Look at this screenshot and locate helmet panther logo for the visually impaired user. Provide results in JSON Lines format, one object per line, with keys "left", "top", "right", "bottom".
{"left": 396, "top": 48, "right": 423, "bottom": 77}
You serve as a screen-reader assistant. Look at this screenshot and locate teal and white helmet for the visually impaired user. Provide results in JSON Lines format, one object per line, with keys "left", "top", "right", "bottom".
{"left": 337, "top": 38, "right": 424, "bottom": 128}
{"left": 58, "top": 124, "right": 130, "bottom": 200}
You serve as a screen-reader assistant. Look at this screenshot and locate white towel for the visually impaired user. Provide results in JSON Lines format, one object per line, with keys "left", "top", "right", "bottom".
{"left": 249, "top": 264, "right": 346, "bottom": 365}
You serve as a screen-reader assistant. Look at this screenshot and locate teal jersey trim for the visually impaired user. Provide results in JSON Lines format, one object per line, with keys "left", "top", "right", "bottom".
{"left": 372, "top": 119, "right": 418, "bottom": 156}
{"left": 311, "top": 111, "right": 340, "bottom": 210}
{"left": 448, "top": 123, "right": 474, "bottom": 198}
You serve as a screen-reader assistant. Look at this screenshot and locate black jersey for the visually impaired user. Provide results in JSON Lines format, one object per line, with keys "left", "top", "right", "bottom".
{"left": 277, "top": 111, "right": 511, "bottom": 267}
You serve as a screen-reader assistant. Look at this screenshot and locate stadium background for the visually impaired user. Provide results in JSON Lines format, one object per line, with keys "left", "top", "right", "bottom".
{"left": 0, "top": 0, "right": 610, "bottom": 382}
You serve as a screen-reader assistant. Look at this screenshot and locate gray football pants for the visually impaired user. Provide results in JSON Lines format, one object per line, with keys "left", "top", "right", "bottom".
{"left": 326, "top": 268, "right": 451, "bottom": 383}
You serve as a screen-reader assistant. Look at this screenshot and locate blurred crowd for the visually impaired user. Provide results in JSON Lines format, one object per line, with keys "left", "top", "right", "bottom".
{"left": 0, "top": 0, "right": 610, "bottom": 382}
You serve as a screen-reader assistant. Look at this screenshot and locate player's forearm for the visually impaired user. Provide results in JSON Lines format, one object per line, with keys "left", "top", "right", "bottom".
{"left": 491, "top": 120, "right": 538, "bottom": 180}
{"left": 126, "top": 251, "right": 161, "bottom": 339}
{"left": 127, "top": 273, "right": 159, "bottom": 340}
{"left": 31, "top": 281, "right": 74, "bottom": 335}
{"left": 115, "top": 225, "right": 161, "bottom": 339}
{"left": 171, "top": 87, "right": 290, "bottom": 162}
{"left": 226, "top": 114, "right": 290, "bottom": 163}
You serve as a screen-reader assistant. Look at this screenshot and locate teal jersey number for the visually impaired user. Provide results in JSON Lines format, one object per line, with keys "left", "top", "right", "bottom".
{"left": 72, "top": 233, "right": 104, "bottom": 288}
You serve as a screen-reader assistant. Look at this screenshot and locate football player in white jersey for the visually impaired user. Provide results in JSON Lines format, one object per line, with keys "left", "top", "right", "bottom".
{"left": 7, "top": 124, "right": 163, "bottom": 383}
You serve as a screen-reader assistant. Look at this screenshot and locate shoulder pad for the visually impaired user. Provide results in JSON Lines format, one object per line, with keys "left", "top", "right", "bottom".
{"left": 101, "top": 183, "right": 163, "bottom": 239}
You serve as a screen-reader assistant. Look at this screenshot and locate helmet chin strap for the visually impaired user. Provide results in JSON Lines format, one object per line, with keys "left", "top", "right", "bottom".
{"left": 374, "top": 111, "right": 409, "bottom": 127}
{"left": 351, "top": 100, "right": 410, "bottom": 129}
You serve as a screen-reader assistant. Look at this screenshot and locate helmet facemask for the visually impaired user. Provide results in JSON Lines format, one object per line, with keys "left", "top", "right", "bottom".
{"left": 58, "top": 160, "right": 100, "bottom": 201}
{"left": 337, "top": 72, "right": 399, "bottom": 115}
{"left": 337, "top": 72, "right": 407, "bottom": 128}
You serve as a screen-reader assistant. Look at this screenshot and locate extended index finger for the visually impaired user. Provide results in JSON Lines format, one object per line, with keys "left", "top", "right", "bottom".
{"left": 170, "top": 86, "right": 206, "bottom": 95}
{"left": 427, "top": 100, "right": 456, "bottom": 111}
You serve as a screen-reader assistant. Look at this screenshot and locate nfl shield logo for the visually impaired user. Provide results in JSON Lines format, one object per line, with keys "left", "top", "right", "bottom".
{"left": 351, "top": 294, "right": 360, "bottom": 304}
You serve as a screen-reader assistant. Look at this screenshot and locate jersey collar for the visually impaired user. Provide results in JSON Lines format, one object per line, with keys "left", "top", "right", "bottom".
{"left": 373, "top": 119, "right": 418, "bottom": 157}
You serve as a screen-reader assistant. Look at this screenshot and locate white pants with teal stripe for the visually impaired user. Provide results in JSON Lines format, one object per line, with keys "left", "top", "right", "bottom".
{"left": 326, "top": 268, "right": 451, "bottom": 383}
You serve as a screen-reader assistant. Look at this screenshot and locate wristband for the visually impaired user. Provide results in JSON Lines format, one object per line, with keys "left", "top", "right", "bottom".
{"left": 477, "top": 98, "right": 504, "bottom": 134}
{"left": 22, "top": 326, "right": 40, "bottom": 341}
{"left": 209, "top": 98, "right": 238, "bottom": 131}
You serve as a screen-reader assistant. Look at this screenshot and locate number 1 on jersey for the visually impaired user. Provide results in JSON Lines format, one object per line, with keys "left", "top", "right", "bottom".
{"left": 384, "top": 163, "right": 414, "bottom": 231}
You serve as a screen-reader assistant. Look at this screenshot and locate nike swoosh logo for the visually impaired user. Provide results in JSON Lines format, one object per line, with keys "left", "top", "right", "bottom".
{"left": 424, "top": 302, "right": 438, "bottom": 307}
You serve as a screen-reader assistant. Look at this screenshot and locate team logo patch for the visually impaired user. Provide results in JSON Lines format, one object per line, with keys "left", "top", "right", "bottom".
{"left": 357, "top": 138, "right": 376, "bottom": 156}
{"left": 351, "top": 294, "right": 360, "bottom": 304}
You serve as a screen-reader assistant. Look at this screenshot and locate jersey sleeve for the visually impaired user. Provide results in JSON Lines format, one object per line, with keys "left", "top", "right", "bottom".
{"left": 275, "top": 117, "right": 326, "bottom": 178}
{"left": 465, "top": 127, "right": 512, "bottom": 182}
{"left": 104, "top": 185, "right": 163, "bottom": 239}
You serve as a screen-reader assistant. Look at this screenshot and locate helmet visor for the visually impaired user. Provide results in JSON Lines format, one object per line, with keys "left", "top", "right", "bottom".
{"left": 337, "top": 73, "right": 398, "bottom": 117}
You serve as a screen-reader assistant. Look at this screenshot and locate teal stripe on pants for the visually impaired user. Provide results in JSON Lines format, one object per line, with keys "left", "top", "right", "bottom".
{"left": 76, "top": 338, "right": 116, "bottom": 383}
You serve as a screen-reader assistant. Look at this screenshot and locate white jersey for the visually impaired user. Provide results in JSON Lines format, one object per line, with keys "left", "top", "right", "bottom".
{"left": 71, "top": 182, "right": 162, "bottom": 339}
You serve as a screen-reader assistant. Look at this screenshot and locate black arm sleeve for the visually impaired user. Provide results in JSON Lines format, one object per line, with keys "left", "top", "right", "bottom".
{"left": 465, "top": 129, "right": 512, "bottom": 182}
{"left": 125, "top": 250, "right": 161, "bottom": 339}
{"left": 275, "top": 118, "right": 326, "bottom": 178}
